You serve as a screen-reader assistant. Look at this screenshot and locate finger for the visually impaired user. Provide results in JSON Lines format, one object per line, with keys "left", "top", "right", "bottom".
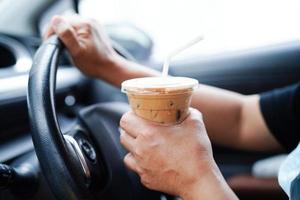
{"left": 120, "top": 112, "right": 140, "bottom": 138}
{"left": 123, "top": 153, "right": 139, "bottom": 173}
{"left": 120, "top": 111, "right": 158, "bottom": 138}
{"left": 51, "top": 16, "right": 81, "bottom": 56}
{"left": 187, "top": 108, "right": 204, "bottom": 123}
{"left": 43, "top": 22, "right": 55, "bottom": 40}
{"left": 44, "top": 15, "right": 65, "bottom": 40}
{"left": 189, "top": 108, "right": 203, "bottom": 118}
{"left": 44, "top": 14, "right": 88, "bottom": 40}
{"left": 180, "top": 108, "right": 203, "bottom": 123}
{"left": 119, "top": 129, "right": 136, "bottom": 153}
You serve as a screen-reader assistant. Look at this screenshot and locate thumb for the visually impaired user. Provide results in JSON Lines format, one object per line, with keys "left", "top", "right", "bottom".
{"left": 51, "top": 16, "right": 81, "bottom": 56}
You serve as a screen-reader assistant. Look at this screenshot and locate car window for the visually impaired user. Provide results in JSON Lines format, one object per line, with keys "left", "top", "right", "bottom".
{"left": 80, "top": 0, "right": 300, "bottom": 62}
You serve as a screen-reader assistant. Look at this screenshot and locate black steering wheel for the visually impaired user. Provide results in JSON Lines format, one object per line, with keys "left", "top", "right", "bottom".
{"left": 27, "top": 36, "right": 160, "bottom": 200}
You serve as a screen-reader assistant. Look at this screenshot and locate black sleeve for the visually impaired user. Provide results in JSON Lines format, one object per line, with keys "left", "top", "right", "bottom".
{"left": 259, "top": 82, "right": 300, "bottom": 152}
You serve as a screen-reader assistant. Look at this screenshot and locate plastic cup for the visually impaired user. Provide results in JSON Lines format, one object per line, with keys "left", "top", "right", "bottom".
{"left": 121, "top": 76, "right": 198, "bottom": 125}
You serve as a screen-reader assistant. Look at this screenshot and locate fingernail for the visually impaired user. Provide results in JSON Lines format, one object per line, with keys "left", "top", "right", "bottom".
{"left": 52, "top": 17, "right": 67, "bottom": 33}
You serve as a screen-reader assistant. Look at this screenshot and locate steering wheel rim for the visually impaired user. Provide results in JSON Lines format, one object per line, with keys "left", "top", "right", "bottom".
{"left": 27, "top": 36, "right": 162, "bottom": 200}
{"left": 28, "top": 36, "right": 92, "bottom": 199}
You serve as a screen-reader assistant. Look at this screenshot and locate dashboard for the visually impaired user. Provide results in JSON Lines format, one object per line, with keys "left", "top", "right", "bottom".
{"left": 0, "top": 33, "right": 88, "bottom": 164}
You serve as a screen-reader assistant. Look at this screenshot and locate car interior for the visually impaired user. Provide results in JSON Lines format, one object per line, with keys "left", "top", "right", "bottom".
{"left": 0, "top": 0, "right": 299, "bottom": 199}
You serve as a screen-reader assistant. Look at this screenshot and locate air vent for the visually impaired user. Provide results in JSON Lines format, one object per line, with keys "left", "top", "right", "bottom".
{"left": 0, "top": 45, "right": 16, "bottom": 69}
{"left": 0, "top": 35, "right": 32, "bottom": 73}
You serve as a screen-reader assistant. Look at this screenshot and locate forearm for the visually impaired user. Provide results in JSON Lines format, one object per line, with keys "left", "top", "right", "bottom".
{"left": 191, "top": 85, "right": 283, "bottom": 151}
{"left": 191, "top": 85, "right": 246, "bottom": 148}
{"left": 97, "top": 55, "right": 159, "bottom": 87}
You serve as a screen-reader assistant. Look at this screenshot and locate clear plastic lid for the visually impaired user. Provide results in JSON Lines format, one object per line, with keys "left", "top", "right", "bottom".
{"left": 121, "top": 77, "right": 198, "bottom": 94}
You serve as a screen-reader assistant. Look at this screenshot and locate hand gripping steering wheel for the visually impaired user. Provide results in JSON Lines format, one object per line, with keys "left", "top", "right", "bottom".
{"left": 27, "top": 36, "right": 160, "bottom": 200}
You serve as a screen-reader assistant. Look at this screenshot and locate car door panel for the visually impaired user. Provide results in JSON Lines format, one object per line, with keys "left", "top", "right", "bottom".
{"left": 170, "top": 41, "right": 300, "bottom": 94}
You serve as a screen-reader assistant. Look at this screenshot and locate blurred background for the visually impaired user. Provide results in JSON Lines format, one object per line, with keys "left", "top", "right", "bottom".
{"left": 79, "top": 0, "right": 300, "bottom": 62}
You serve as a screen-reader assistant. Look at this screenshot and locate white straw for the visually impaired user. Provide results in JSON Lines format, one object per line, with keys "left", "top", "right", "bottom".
{"left": 162, "top": 35, "right": 204, "bottom": 77}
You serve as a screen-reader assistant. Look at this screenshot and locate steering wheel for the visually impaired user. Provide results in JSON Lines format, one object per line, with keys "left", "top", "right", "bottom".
{"left": 27, "top": 36, "right": 161, "bottom": 200}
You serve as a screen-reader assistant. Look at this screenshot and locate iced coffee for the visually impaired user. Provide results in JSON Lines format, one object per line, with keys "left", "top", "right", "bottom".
{"left": 121, "top": 76, "right": 198, "bottom": 125}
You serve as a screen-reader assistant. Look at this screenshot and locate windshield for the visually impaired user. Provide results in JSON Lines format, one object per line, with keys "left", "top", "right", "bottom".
{"left": 80, "top": 0, "right": 300, "bottom": 62}
{"left": 0, "top": 0, "right": 73, "bottom": 37}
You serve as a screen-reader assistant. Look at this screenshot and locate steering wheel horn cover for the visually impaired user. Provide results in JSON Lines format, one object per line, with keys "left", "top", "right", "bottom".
{"left": 64, "top": 135, "right": 91, "bottom": 179}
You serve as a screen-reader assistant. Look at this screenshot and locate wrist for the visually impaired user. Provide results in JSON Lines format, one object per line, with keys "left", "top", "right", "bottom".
{"left": 94, "top": 51, "right": 159, "bottom": 87}
{"left": 180, "top": 161, "right": 237, "bottom": 200}
{"left": 94, "top": 53, "right": 128, "bottom": 84}
{"left": 97, "top": 53, "right": 124, "bottom": 74}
